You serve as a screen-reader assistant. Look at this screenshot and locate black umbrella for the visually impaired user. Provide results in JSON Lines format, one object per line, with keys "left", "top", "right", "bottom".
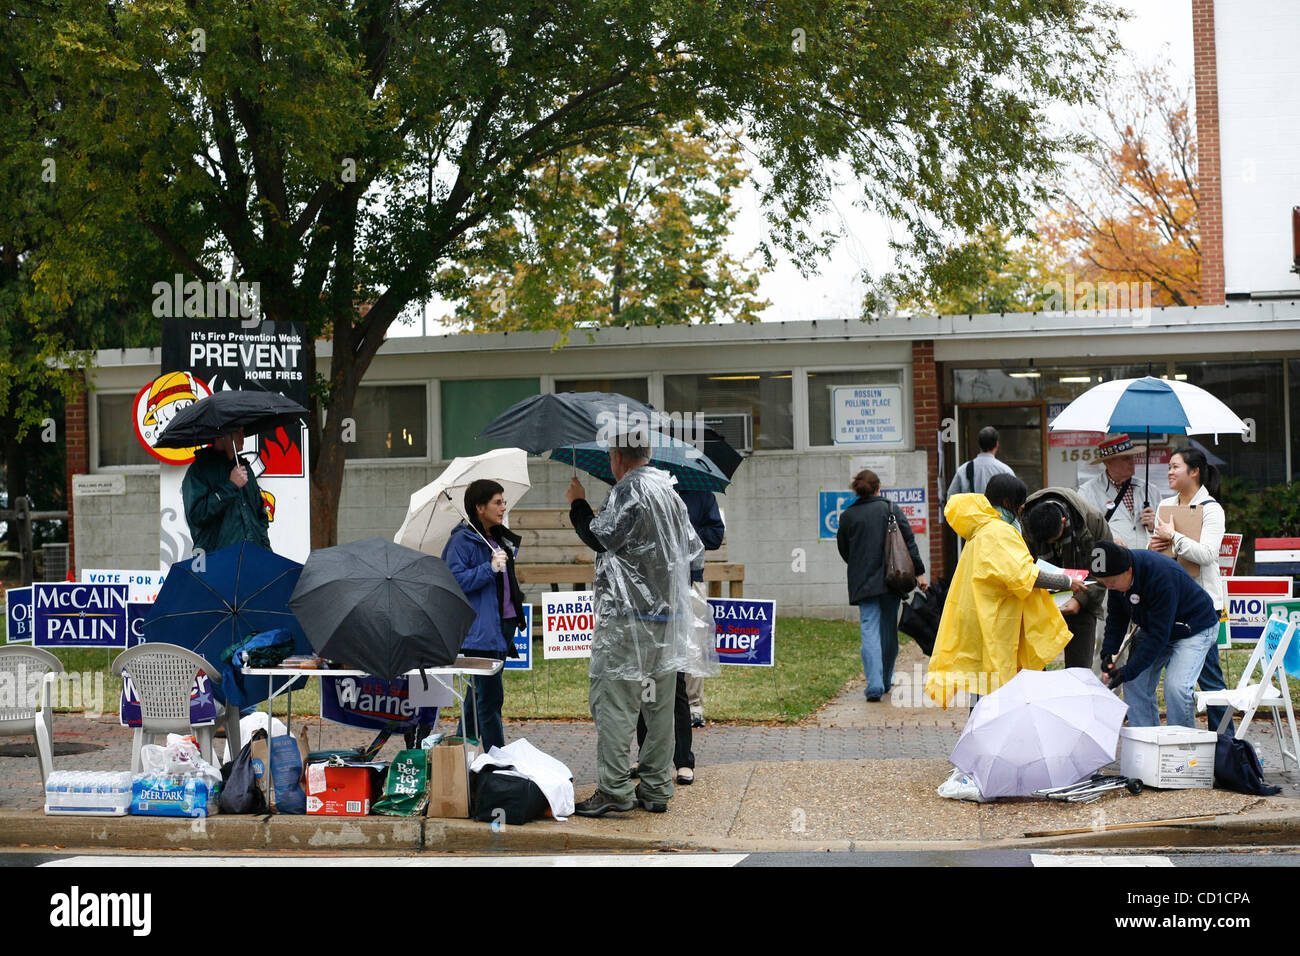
{"left": 477, "top": 391, "right": 660, "bottom": 453}
{"left": 288, "top": 538, "right": 475, "bottom": 681}
{"left": 154, "top": 389, "right": 308, "bottom": 448}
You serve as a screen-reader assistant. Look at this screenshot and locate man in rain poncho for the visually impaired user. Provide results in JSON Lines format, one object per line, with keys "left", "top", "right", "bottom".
{"left": 565, "top": 439, "right": 718, "bottom": 815}
{"left": 925, "top": 486, "right": 1078, "bottom": 708}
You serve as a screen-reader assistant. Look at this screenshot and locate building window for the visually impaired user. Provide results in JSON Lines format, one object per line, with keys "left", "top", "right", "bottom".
{"left": 807, "top": 369, "right": 906, "bottom": 447}
{"left": 97, "top": 393, "right": 153, "bottom": 467}
{"left": 1175, "top": 361, "right": 1286, "bottom": 490}
{"left": 344, "top": 384, "right": 428, "bottom": 460}
{"left": 440, "top": 378, "right": 540, "bottom": 459}
{"left": 553, "top": 377, "right": 650, "bottom": 404}
{"left": 663, "top": 371, "right": 793, "bottom": 451}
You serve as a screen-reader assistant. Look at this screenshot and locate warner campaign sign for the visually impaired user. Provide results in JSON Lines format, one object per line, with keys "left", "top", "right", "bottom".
{"left": 709, "top": 598, "right": 775, "bottom": 667}
{"left": 32, "top": 583, "right": 130, "bottom": 648}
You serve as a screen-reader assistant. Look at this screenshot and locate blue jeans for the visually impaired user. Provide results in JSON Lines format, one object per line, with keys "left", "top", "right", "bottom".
{"left": 859, "top": 594, "right": 901, "bottom": 700}
{"left": 1198, "top": 642, "right": 1235, "bottom": 736}
{"left": 1124, "top": 623, "right": 1219, "bottom": 729}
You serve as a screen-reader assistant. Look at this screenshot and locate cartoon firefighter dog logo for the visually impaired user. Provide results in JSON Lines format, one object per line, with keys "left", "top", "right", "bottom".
{"left": 132, "top": 372, "right": 214, "bottom": 464}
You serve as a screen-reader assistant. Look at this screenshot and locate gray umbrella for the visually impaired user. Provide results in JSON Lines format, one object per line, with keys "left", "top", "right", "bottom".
{"left": 477, "top": 391, "right": 660, "bottom": 453}
{"left": 288, "top": 538, "right": 475, "bottom": 681}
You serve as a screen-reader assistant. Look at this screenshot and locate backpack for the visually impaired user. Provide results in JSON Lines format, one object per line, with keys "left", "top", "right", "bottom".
{"left": 1214, "top": 733, "right": 1281, "bottom": 795}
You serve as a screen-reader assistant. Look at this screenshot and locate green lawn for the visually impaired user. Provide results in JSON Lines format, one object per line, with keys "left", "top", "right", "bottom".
{"left": 36, "top": 615, "right": 865, "bottom": 725}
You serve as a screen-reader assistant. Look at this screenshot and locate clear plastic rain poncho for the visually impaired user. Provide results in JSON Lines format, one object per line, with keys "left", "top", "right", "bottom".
{"left": 587, "top": 465, "right": 722, "bottom": 681}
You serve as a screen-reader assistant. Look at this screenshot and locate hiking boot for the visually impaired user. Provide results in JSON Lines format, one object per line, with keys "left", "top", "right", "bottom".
{"left": 574, "top": 790, "right": 635, "bottom": 817}
{"left": 634, "top": 785, "right": 667, "bottom": 813}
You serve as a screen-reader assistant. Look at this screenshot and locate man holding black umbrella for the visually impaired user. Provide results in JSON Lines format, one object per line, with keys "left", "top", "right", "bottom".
{"left": 182, "top": 427, "right": 271, "bottom": 553}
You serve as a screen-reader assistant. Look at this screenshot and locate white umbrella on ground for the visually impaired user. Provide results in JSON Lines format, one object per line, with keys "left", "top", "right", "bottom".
{"left": 949, "top": 667, "right": 1128, "bottom": 799}
{"left": 394, "top": 447, "right": 531, "bottom": 557}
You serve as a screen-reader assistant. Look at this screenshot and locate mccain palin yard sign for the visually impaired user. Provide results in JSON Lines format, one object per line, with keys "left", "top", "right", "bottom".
{"left": 155, "top": 318, "right": 311, "bottom": 567}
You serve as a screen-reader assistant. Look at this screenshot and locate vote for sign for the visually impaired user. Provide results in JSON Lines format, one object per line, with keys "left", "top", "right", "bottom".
{"left": 709, "top": 598, "right": 775, "bottom": 667}
{"left": 542, "top": 592, "right": 594, "bottom": 660}
{"left": 32, "top": 583, "right": 130, "bottom": 648}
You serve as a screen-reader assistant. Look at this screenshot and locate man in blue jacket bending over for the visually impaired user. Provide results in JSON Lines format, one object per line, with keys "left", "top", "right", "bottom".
{"left": 1092, "top": 541, "right": 1221, "bottom": 730}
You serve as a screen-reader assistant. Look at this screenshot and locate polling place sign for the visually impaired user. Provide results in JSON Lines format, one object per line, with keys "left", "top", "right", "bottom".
{"left": 5, "top": 586, "right": 33, "bottom": 644}
{"left": 504, "top": 606, "right": 534, "bottom": 671}
{"left": 32, "top": 583, "right": 130, "bottom": 648}
{"left": 542, "top": 592, "right": 594, "bottom": 660}
{"left": 832, "top": 385, "right": 904, "bottom": 445}
{"left": 882, "top": 487, "right": 927, "bottom": 534}
{"left": 709, "top": 598, "right": 775, "bottom": 667}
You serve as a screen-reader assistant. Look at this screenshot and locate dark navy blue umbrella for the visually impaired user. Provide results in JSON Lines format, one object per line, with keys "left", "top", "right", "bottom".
{"left": 143, "top": 543, "right": 313, "bottom": 706}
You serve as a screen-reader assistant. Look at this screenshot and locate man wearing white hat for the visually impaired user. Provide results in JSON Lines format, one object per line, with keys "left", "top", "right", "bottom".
{"left": 1078, "top": 434, "right": 1165, "bottom": 549}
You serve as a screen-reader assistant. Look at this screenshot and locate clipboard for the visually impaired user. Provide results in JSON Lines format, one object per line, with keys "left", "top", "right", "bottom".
{"left": 1153, "top": 503, "right": 1202, "bottom": 578}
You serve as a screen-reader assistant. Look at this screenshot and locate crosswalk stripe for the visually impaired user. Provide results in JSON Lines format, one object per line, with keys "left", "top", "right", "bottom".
{"left": 1031, "top": 853, "right": 1174, "bottom": 867}
{"left": 40, "top": 853, "right": 750, "bottom": 868}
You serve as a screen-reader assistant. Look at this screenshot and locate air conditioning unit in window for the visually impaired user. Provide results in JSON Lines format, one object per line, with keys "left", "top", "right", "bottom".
{"left": 702, "top": 413, "right": 753, "bottom": 453}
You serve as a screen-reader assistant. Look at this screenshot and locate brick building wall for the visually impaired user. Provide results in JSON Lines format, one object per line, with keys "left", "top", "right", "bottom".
{"left": 63, "top": 381, "right": 90, "bottom": 575}
{"left": 911, "top": 339, "right": 943, "bottom": 577}
{"left": 1192, "top": 0, "right": 1225, "bottom": 305}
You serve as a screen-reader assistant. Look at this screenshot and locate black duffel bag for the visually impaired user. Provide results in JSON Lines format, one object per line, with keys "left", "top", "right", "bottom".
{"left": 1214, "top": 733, "right": 1281, "bottom": 796}
{"left": 471, "top": 764, "right": 549, "bottom": 825}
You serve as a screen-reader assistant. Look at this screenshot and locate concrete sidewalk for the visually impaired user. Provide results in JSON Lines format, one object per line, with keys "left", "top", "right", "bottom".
{"left": 4, "top": 644, "right": 1299, "bottom": 853}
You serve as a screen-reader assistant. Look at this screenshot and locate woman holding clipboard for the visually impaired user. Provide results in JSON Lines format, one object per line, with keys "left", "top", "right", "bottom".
{"left": 1147, "top": 446, "right": 1234, "bottom": 734}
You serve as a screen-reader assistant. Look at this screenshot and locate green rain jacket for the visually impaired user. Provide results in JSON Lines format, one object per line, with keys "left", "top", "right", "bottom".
{"left": 181, "top": 446, "right": 271, "bottom": 553}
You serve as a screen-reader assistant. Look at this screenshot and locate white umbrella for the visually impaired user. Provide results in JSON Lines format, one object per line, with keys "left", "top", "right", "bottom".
{"left": 393, "top": 447, "right": 531, "bottom": 557}
{"left": 1048, "top": 376, "right": 1248, "bottom": 437}
{"left": 949, "top": 668, "right": 1128, "bottom": 799}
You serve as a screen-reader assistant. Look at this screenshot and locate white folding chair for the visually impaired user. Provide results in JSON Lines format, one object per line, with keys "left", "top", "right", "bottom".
{"left": 1196, "top": 616, "right": 1300, "bottom": 772}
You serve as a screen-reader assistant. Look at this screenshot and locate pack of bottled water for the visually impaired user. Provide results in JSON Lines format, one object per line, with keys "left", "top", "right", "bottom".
{"left": 130, "top": 772, "right": 219, "bottom": 817}
{"left": 44, "top": 771, "right": 134, "bottom": 816}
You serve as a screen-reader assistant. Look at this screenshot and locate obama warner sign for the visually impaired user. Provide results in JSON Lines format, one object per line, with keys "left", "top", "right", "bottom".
{"left": 709, "top": 599, "right": 775, "bottom": 667}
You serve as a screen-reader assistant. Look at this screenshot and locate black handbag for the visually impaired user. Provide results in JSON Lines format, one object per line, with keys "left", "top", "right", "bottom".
{"left": 899, "top": 577, "right": 947, "bottom": 656}
{"left": 883, "top": 509, "right": 917, "bottom": 596}
{"left": 471, "top": 764, "right": 550, "bottom": 825}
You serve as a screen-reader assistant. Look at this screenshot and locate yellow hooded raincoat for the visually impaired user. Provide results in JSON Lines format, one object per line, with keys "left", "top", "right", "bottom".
{"left": 925, "top": 494, "right": 1071, "bottom": 707}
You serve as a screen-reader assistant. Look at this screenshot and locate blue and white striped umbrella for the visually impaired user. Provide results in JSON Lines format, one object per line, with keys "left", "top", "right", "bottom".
{"left": 1049, "top": 376, "right": 1249, "bottom": 437}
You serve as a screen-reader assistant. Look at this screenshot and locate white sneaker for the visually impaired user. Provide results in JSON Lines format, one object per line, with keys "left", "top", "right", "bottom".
{"left": 676, "top": 767, "right": 694, "bottom": 785}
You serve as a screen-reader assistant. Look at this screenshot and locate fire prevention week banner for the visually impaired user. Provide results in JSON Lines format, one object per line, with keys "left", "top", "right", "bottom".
{"left": 155, "top": 319, "right": 311, "bottom": 566}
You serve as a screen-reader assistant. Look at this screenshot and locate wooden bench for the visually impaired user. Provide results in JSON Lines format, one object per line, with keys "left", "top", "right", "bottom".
{"left": 510, "top": 508, "right": 744, "bottom": 598}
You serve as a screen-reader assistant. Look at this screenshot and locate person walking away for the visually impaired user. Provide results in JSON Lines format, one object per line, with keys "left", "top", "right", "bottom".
{"left": 1149, "top": 446, "right": 1234, "bottom": 735}
{"left": 926, "top": 474, "right": 1083, "bottom": 707}
{"left": 1077, "top": 434, "right": 1163, "bottom": 548}
{"left": 566, "top": 440, "right": 716, "bottom": 816}
{"left": 441, "top": 479, "right": 525, "bottom": 753}
{"left": 1093, "top": 542, "right": 1220, "bottom": 730}
{"left": 837, "top": 469, "right": 928, "bottom": 701}
{"left": 1022, "top": 488, "right": 1112, "bottom": 670}
{"left": 947, "top": 426, "right": 1015, "bottom": 497}
{"left": 182, "top": 426, "right": 271, "bottom": 553}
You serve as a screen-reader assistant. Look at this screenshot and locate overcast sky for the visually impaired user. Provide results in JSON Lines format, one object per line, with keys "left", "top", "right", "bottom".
{"left": 396, "top": 1, "right": 1193, "bottom": 336}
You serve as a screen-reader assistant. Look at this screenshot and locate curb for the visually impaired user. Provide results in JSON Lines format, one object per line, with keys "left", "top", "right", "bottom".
{"left": 0, "top": 811, "right": 670, "bottom": 854}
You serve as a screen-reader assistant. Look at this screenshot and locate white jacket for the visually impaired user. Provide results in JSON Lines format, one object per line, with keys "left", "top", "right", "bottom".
{"left": 1155, "top": 485, "right": 1226, "bottom": 610}
{"left": 1078, "top": 473, "right": 1165, "bottom": 549}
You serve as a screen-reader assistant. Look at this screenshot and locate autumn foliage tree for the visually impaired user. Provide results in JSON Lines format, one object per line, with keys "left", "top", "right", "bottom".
{"left": 442, "top": 120, "right": 769, "bottom": 331}
{"left": 1041, "top": 61, "right": 1200, "bottom": 306}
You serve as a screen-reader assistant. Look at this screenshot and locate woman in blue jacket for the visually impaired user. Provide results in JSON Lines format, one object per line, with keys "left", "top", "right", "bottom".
{"left": 441, "top": 479, "right": 524, "bottom": 751}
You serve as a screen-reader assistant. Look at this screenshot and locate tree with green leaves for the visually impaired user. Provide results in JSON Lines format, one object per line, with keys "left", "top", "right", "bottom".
{"left": 23, "top": 0, "right": 1122, "bottom": 546}
{"left": 441, "top": 119, "right": 769, "bottom": 330}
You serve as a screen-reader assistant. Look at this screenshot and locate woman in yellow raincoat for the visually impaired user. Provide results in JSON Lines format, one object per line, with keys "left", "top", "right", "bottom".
{"left": 925, "top": 474, "right": 1083, "bottom": 707}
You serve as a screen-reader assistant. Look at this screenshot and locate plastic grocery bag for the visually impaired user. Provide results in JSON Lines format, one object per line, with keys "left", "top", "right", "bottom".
{"left": 936, "top": 767, "right": 987, "bottom": 802}
{"left": 373, "top": 749, "right": 429, "bottom": 817}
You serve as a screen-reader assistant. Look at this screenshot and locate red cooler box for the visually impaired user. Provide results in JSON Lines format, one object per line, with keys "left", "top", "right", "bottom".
{"left": 305, "top": 763, "right": 386, "bottom": 816}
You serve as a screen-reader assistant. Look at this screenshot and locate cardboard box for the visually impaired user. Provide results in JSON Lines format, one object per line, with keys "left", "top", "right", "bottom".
{"left": 1120, "top": 726, "right": 1216, "bottom": 789}
{"left": 426, "top": 738, "right": 478, "bottom": 819}
{"left": 305, "top": 763, "right": 385, "bottom": 816}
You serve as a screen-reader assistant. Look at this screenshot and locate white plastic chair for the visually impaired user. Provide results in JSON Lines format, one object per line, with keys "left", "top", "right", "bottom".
{"left": 111, "top": 643, "right": 223, "bottom": 772}
{"left": 1196, "top": 617, "right": 1300, "bottom": 772}
{"left": 0, "top": 645, "right": 64, "bottom": 784}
